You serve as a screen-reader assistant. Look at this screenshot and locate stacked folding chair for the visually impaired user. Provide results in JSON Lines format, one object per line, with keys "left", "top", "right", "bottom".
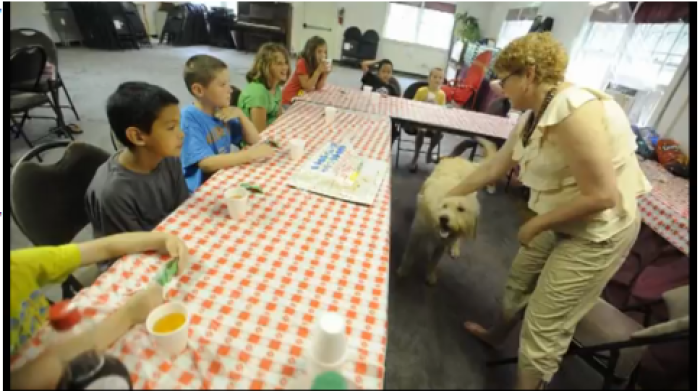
{"left": 69, "top": 2, "right": 146, "bottom": 50}
{"left": 120, "top": 2, "right": 152, "bottom": 47}
{"left": 208, "top": 7, "right": 236, "bottom": 49}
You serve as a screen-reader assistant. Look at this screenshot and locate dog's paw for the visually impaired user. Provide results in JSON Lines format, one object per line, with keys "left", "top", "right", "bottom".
{"left": 450, "top": 246, "right": 461, "bottom": 259}
{"left": 425, "top": 272, "right": 438, "bottom": 286}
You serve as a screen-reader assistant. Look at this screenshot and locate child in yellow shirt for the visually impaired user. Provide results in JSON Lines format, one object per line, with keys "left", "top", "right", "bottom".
{"left": 10, "top": 232, "right": 188, "bottom": 390}
{"left": 407, "top": 68, "right": 447, "bottom": 172}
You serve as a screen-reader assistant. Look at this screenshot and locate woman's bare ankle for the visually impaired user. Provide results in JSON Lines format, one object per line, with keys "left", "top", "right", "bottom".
{"left": 464, "top": 321, "right": 503, "bottom": 347}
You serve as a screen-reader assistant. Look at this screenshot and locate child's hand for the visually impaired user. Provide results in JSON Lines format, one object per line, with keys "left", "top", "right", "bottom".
{"left": 316, "top": 61, "right": 329, "bottom": 74}
{"left": 215, "top": 107, "right": 245, "bottom": 122}
{"left": 249, "top": 143, "right": 276, "bottom": 160}
{"left": 160, "top": 233, "right": 189, "bottom": 274}
{"left": 125, "top": 285, "right": 163, "bottom": 325}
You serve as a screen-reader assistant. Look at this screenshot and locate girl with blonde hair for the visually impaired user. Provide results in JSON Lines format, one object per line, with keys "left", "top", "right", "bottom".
{"left": 446, "top": 32, "right": 651, "bottom": 389}
{"left": 238, "top": 43, "right": 290, "bottom": 131}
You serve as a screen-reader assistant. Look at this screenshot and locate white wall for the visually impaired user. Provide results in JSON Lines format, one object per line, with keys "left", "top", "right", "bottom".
{"left": 291, "top": 2, "right": 494, "bottom": 76}
{"left": 10, "top": 2, "right": 59, "bottom": 42}
{"left": 484, "top": 1, "right": 593, "bottom": 54}
{"left": 135, "top": 2, "right": 161, "bottom": 37}
{"left": 655, "top": 69, "right": 690, "bottom": 153}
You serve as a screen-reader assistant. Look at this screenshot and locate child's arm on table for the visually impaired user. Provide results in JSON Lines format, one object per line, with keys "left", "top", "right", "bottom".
{"left": 198, "top": 143, "right": 275, "bottom": 173}
{"left": 10, "top": 286, "right": 163, "bottom": 390}
{"left": 216, "top": 107, "right": 261, "bottom": 145}
{"left": 299, "top": 60, "right": 327, "bottom": 91}
{"left": 78, "top": 232, "right": 189, "bottom": 272}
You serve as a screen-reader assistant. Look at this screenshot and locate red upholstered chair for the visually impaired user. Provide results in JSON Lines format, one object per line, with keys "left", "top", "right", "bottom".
{"left": 446, "top": 51, "right": 493, "bottom": 108}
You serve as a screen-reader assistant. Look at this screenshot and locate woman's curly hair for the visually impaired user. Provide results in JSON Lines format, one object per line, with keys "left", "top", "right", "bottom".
{"left": 494, "top": 32, "right": 568, "bottom": 85}
{"left": 246, "top": 43, "right": 290, "bottom": 88}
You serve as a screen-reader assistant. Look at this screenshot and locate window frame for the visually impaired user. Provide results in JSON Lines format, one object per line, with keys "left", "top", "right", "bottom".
{"left": 495, "top": 7, "right": 539, "bottom": 49}
{"left": 382, "top": 2, "right": 456, "bottom": 50}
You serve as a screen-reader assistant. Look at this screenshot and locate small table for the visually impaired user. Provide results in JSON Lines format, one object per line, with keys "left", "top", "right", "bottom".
{"left": 295, "top": 84, "right": 515, "bottom": 142}
{"left": 638, "top": 159, "right": 689, "bottom": 255}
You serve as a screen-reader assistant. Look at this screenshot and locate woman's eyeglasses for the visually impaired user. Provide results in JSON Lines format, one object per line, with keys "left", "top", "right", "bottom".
{"left": 499, "top": 73, "right": 514, "bottom": 88}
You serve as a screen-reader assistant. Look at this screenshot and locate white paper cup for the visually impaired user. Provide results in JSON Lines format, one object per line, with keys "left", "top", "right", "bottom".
{"left": 225, "top": 187, "right": 249, "bottom": 220}
{"left": 362, "top": 85, "right": 372, "bottom": 95}
{"left": 289, "top": 139, "right": 306, "bottom": 160}
{"left": 324, "top": 107, "right": 337, "bottom": 126}
{"left": 370, "top": 92, "right": 379, "bottom": 104}
{"left": 146, "top": 302, "right": 190, "bottom": 356}
{"left": 309, "top": 312, "right": 348, "bottom": 365}
{"left": 325, "top": 58, "right": 332, "bottom": 71}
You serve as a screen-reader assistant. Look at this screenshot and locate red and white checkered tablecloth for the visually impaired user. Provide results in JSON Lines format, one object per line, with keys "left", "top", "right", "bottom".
{"left": 638, "top": 160, "right": 689, "bottom": 255}
{"left": 13, "top": 102, "right": 392, "bottom": 389}
{"left": 296, "top": 84, "right": 515, "bottom": 140}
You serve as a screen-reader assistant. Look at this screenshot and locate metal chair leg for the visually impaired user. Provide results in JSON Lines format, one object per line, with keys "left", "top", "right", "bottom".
{"left": 10, "top": 118, "right": 41, "bottom": 161}
{"left": 395, "top": 124, "right": 402, "bottom": 169}
{"left": 469, "top": 142, "right": 478, "bottom": 161}
{"left": 601, "top": 349, "right": 620, "bottom": 389}
{"left": 58, "top": 72, "right": 80, "bottom": 120}
{"left": 48, "top": 85, "right": 74, "bottom": 141}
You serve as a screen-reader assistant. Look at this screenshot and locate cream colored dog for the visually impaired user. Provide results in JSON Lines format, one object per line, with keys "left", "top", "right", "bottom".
{"left": 397, "top": 138, "right": 498, "bottom": 285}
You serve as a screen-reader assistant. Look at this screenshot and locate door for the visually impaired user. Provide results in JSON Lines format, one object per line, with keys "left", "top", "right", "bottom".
{"left": 294, "top": 2, "right": 338, "bottom": 60}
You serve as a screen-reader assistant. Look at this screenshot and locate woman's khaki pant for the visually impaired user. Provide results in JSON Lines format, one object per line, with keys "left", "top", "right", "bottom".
{"left": 502, "top": 215, "right": 641, "bottom": 383}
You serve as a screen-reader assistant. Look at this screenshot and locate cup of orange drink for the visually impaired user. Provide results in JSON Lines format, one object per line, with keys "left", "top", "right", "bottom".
{"left": 146, "top": 302, "right": 189, "bottom": 356}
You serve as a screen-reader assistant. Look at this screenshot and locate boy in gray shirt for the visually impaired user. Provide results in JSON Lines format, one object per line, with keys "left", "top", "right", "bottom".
{"left": 85, "top": 82, "right": 190, "bottom": 238}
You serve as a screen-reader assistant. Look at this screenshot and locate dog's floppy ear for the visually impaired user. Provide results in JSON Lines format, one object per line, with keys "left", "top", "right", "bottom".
{"left": 463, "top": 213, "right": 479, "bottom": 239}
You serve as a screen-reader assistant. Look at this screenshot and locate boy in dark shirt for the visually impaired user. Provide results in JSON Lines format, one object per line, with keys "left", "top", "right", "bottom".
{"left": 361, "top": 59, "right": 400, "bottom": 97}
{"left": 85, "top": 82, "right": 190, "bottom": 238}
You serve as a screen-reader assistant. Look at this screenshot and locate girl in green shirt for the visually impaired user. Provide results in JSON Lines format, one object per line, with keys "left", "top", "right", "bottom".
{"left": 238, "top": 43, "right": 291, "bottom": 132}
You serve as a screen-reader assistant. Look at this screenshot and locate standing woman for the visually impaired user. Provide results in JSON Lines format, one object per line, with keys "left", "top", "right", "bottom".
{"left": 446, "top": 32, "right": 651, "bottom": 389}
{"left": 238, "top": 43, "right": 290, "bottom": 132}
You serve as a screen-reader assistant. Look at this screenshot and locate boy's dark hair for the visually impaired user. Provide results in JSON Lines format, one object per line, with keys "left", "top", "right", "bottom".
{"left": 301, "top": 36, "right": 327, "bottom": 74}
{"left": 106, "top": 82, "right": 179, "bottom": 148}
{"left": 183, "top": 54, "right": 228, "bottom": 94}
{"left": 377, "top": 59, "right": 393, "bottom": 71}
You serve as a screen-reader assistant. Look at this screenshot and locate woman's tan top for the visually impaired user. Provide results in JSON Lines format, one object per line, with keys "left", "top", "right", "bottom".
{"left": 512, "top": 86, "right": 652, "bottom": 242}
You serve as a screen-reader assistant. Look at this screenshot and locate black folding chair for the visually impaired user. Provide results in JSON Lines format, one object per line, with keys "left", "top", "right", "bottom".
{"left": 487, "top": 286, "right": 690, "bottom": 389}
{"left": 10, "top": 29, "right": 81, "bottom": 120}
{"left": 10, "top": 45, "right": 73, "bottom": 152}
{"left": 11, "top": 141, "right": 111, "bottom": 299}
{"left": 394, "top": 81, "right": 444, "bottom": 168}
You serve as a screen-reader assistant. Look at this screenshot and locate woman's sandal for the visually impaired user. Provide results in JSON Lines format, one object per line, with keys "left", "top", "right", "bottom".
{"left": 67, "top": 124, "right": 83, "bottom": 134}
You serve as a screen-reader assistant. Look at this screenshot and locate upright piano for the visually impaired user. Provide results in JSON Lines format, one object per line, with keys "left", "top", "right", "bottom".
{"left": 233, "top": 2, "right": 292, "bottom": 53}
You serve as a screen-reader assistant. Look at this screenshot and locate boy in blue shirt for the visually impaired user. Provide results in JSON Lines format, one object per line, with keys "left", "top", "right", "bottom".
{"left": 181, "top": 55, "right": 275, "bottom": 192}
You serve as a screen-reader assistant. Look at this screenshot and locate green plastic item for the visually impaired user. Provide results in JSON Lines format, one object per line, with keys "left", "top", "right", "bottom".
{"left": 156, "top": 258, "right": 179, "bottom": 286}
{"left": 240, "top": 183, "right": 263, "bottom": 194}
{"left": 311, "top": 371, "right": 347, "bottom": 390}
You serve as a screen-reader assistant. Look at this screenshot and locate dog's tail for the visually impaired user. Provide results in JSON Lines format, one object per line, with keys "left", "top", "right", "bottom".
{"left": 476, "top": 138, "right": 499, "bottom": 159}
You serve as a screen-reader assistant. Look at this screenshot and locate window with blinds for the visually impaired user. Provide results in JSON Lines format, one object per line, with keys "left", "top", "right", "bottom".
{"left": 496, "top": 7, "right": 538, "bottom": 49}
{"left": 383, "top": 2, "right": 456, "bottom": 50}
{"left": 566, "top": 2, "right": 689, "bottom": 126}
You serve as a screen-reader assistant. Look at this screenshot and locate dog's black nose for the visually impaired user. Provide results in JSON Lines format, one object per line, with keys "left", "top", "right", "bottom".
{"left": 439, "top": 216, "right": 449, "bottom": 226}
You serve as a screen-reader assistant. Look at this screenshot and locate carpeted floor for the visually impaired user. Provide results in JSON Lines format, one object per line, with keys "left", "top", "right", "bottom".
{"left": 9, "top": 45, "right": 602, "bottom": 389}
